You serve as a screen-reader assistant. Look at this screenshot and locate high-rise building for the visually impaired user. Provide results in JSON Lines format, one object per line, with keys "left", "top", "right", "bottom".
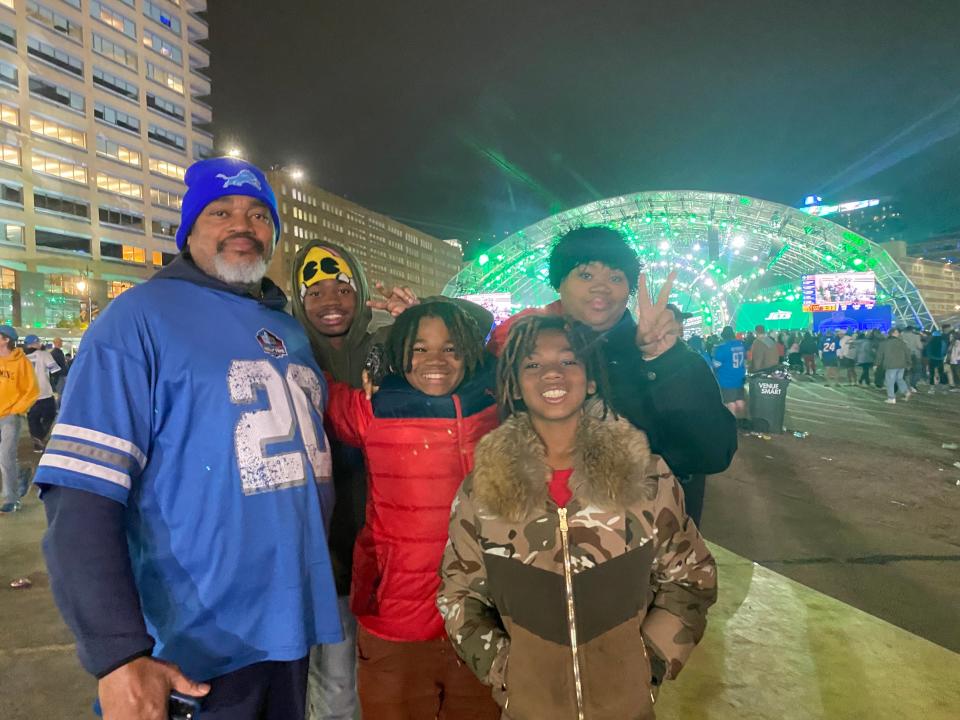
{"left": 905, "top": 229, "right": 960, "bottom": 263}
{"left": 0, "top": 0, "right": 212, "bottom": 330}
{"left": 800, "top": 196, "right": 907, "bottom": 244}
{"left": 840, "top": 201, "right": 906, "bottom": 244}
{"left": 265, "top": 168, "right": 463, "bottom": 300}
{"left": 881, "top": 240, "right": 960, "bottom": 321}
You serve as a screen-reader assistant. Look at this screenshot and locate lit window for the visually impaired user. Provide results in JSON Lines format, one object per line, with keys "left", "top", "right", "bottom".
{"left": 143, "top": 0, "right": 181, "bottom": 36}
{"left": 148, "top": 157, "right": 186, "bottom": 181}
{"left": 92, "top": 33, "right": 138, "bottom": 72}
{"left": 150, "top": 186, "right": 182, "bottom": 210}
{"left": 146, "top": 61, "right": 184, "bottom": 94}
{"left": 30, "top": 115, "right": 87, "bottom": 149}
{"left": 96, "top": 134, "right": 141, "bottom": 167}
{"left": 0, "top": 101, "right": 17, "bottom": 128}
{"left": 0, "top": 142, "right": 20, "bottom": 167}
{"left": 0, "top": 222, "right": 23, "bottom": 246}
{"left": 122, "top": 245, "right": 146, "bottom": 262}
{"left": 90, "top": 0, "right": 136, "bottom": 40}
{"left": 142, "top": 28, "right": 182, "bottom": 64}
{"left": 32, "top": 152, "right": 87, "bottom": 184}
{"left": 107, "top": 280, "right": 135, "bottom": 298}
{"left": 96, "top": 171, "right": 143, "bottom": 200}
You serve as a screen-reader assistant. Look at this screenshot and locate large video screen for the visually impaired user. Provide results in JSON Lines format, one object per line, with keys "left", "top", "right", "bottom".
{"left": 802, "top": 272, "right": 876, "bottom": 312}
{"left": 457, "top": 292, "right": 514, "bottom": 325}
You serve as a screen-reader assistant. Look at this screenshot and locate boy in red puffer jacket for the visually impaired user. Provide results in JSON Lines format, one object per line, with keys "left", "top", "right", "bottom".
{"left": 324, "top": 299, "right": 500, "bottom": 720}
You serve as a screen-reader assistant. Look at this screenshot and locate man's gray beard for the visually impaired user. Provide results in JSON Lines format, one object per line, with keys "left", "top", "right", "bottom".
{"left": 211, "top": 253, "right": 269, "bottom": 285}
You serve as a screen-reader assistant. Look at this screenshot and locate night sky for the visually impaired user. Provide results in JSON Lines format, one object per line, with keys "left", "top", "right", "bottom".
{"left": 207, "top": 0, "right": 960, "bottom": 257}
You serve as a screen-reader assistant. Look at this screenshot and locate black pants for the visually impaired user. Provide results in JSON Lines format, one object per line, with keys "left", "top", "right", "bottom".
{"left": 27, "top": 397, "right": 57, "bottom": 441}
{"left": 679, "top": 474, "right": 706, "bottom": 528}
{"left": 858, "top": 363, "right": 871, "bottom": 384}
{"left": 200, "top": 657, "right": 309, "bottom": 720}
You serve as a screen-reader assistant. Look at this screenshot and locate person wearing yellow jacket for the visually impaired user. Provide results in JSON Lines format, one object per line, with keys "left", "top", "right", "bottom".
{"left": 0, "top": 325, "right": 39, "bottom": 513}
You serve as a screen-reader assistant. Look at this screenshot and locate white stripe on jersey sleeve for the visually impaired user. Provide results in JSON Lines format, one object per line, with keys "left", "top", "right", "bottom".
{"left": 39, "top": 453, "right": 132, "bottom": 489}
{"left": 50, "top": 423, "right": 147, "bottom": 470}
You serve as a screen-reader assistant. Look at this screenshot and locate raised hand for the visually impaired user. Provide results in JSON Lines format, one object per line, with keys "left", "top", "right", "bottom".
{"left": 366, "top": 281, "right": 419, "bottom": 317}
{"left": 361, "top": 369, "right": 380, "bottom": 401}
{"left": 635, "top": 270, "right": 680, "bottom": 359}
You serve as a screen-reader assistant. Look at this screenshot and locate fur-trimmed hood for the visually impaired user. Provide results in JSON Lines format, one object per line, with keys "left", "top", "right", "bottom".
{"left": 471, "top": 413, "right": 659, "bottom": 522}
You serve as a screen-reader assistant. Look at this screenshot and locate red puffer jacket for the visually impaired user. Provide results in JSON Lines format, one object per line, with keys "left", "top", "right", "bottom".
{"left": 325, "top": 362, "right": 498, "bottom": 642}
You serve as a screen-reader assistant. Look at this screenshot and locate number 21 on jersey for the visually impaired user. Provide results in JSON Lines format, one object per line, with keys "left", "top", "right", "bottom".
{"left": 228, "top": 359, "right": 333, "bottom": 496}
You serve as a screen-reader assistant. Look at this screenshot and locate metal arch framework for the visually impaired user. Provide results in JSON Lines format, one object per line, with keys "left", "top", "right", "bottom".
{"left": 443, "top": 191, "right": 935, "bottom": 330}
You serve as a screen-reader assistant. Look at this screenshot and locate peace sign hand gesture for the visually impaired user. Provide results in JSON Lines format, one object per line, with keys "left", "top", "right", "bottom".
{"left": 366, "top": 281, "right": 419, "bottom": 317}
{"left": 635, "top": 270, "right": 680, "bottom": 359}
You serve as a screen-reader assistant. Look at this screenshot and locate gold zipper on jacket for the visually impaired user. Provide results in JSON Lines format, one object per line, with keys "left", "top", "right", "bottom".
{"left": 558, "top": 507, "right": 585, "bottom": 720}
{"left": 640, "top": 638, "right": 657, "bottom": 706}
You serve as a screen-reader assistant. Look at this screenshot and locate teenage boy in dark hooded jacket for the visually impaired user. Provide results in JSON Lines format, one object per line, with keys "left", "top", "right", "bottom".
{"left": 291, "top": 241, "right": 494, "bottom": 718}
{"left": 290, "top": 240, "right": 387, "bottom": 720}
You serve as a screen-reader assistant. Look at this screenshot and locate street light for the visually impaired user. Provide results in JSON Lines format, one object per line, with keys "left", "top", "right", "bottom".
{"left": 226, "top": 147, "right": 243, "bottom": 158}
{"left": 76, "top": 271, "right": 92, "bottom": 326}
{"left": 289, "top": 168, "right": 304, "bottom": 181}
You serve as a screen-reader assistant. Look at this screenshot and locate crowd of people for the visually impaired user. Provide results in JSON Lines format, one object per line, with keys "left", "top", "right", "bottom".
{"left": 682, "top": 323, "right": 960, "bottom": 410}
{"left": 0, "top": 331, "right": 72, "bottom": 513}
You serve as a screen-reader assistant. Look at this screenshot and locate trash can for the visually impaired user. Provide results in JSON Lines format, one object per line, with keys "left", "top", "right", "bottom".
{"left": 748, "top": 372, "right": 791, "bottom": 433}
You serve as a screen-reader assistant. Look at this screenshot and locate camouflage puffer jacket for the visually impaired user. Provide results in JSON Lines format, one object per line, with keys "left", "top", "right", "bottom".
{"left": 437, "top": 413, "right": 717, "bottom": 720}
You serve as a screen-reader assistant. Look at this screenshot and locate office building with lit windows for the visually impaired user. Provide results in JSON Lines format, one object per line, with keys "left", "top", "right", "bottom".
{"left": 0, "top": 0, "right": 212, "bottom": 330}
{"left": 265, "top": 169, "right": 463, "bottom": 301}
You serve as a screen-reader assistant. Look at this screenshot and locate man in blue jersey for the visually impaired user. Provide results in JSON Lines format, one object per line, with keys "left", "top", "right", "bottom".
{"left": 36, "top": 158, "right": 342, "bottom": 720}
{"left": 712, "top": 326, "right": 747, "bottom": 422}
{"left": 820, "top": 329, "right": 840, "bottom": 386}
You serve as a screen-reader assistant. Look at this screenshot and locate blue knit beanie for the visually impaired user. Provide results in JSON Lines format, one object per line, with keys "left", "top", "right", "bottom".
{"left": 175, "top": 157, "right": 281, "bottom": 250}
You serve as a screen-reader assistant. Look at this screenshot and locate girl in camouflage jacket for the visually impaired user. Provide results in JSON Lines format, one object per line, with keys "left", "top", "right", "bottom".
{"left": 437, "top": 315, "right": 717, "bottom": 720}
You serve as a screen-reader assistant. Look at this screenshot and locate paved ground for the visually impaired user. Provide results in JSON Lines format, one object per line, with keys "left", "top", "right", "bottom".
{"left": 1, "top": 374, "right": 958, "bottom": 717}
{"left": 702, "top": 374, "right": 960, "bottom": 652}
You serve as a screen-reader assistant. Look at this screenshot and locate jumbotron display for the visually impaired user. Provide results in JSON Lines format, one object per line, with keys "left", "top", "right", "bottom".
{"left": 802, "top": 271, "right": 876, "bottom": 312}
{"left": 443, "top": 191, "right": 934, "bottom": 330}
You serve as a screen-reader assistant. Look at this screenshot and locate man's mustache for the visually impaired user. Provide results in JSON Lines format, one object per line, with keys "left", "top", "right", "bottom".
{"left": 217, "top": 233, "right": 266, "bottom": 255}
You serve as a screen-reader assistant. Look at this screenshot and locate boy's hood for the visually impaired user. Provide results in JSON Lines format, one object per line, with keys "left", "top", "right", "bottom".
{"left": 290, "top": 239, "right": 375, "bottom": 384}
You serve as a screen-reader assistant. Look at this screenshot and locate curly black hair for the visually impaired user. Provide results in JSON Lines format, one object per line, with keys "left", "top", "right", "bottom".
{"left": 384, "top": 300, "right": 486, "bottom": 382}
{"left": 548, "top": 226, "right": 640, "bottom": 291}
{"left": 495, "top": 314, "right": 613, "bottom": 419}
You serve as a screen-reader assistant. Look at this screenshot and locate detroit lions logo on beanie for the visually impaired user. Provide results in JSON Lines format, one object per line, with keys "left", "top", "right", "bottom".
{"left": 175, "top": 157, "right": 280, "bottom": 250}
{"left": 216, "top": 169, "right": 262, "bottom": 190}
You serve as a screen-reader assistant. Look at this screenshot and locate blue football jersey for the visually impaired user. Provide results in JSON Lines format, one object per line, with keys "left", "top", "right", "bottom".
{"left": 35, "top": 276, "right": 342, "bottom": 679}
{"left": 820, "top": 336, "right": 838, "bottom": 358}
{"left": 712, "top": 340, "right": 746, "bottom": 388}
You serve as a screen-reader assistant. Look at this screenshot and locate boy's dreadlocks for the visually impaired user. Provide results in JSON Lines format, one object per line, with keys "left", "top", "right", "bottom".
{"left": 496, "top": 314, "right": 613, "bottom": 419}
{"left": 385, "top": 300, "right": 486, "bottom": 382}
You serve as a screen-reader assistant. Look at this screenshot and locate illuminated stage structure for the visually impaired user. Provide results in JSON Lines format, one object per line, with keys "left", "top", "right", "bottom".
{"left": 443, "top": 191, "right": 936, "bottom": 330}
